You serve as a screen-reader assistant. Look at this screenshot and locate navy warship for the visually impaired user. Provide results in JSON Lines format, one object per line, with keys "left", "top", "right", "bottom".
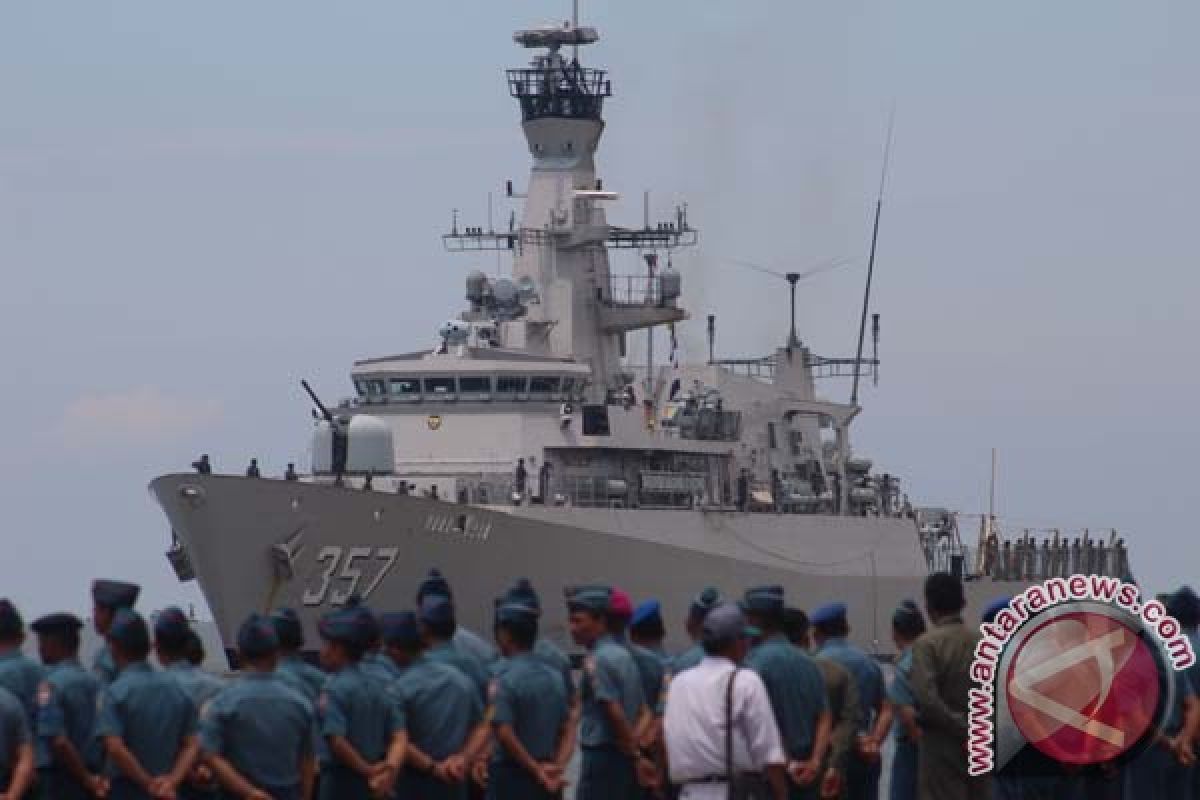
{"left": 150, "top": 19, "right": 1131, "bottom": 664}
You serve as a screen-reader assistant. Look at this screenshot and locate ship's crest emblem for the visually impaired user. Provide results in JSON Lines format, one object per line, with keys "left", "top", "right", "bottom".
{"left": 427, "top": 415, "right": 442, "bottom": 430}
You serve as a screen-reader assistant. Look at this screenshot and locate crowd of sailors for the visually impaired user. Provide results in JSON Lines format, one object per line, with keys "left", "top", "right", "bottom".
{"left": 0, "top": 571, "right": 1197, "bottom": 799}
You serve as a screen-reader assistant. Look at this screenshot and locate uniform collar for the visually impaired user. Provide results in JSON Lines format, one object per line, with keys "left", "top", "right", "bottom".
{"left": 592, "top": 633, "right": 617, "bottom": 651}
{"left": 763, "top": 632, "right": 789, "bottom": 645}
{"left": 165, "top": 661, "right": 195, "bottom": 672}
{"left": 935, "top": 615, "right": 964, "bottom": 627}
{"left": 817, "top": 636, "right": 848, "bottom": 654}
{"left": 122, "top": 661, "right": 152, "bottom": 675}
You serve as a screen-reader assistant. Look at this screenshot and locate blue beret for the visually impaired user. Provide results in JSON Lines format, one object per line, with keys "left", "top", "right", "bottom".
{"left": 153, "top": 607, "right": 191, "bottom": 647}
{"left": 416, "top": 568, "right": 452, "bottom": 603}
{"left": 270, "top": 608, "right": 304, "bottom": 647}
{"left": 981, "top": 597, "right": 1011, "bottom": 625}
{"left": 108, "top": 609, "right": 150, "bottom": 653}
{"left": 381, "top": 611, "right": 421, "bottom": 647}
{"left": 343, "top": 597, "right": 381, "bottom": 644}
{"left": 31, "top": 613, "right": 82, "bottom": 636}
{"left": 237, "top": 613, "right": 278, "bottom": 658}
{"left": 505, "top": 578, "right": 540, "bottom": 611}
{"left": 689, "top": 588, "right": 722, "bottom": 620}
{"left": 631, "top": 600, "right": 662, "bottom": 629}
{"left": 92, "top": 580, "right": 140, "bottom": 610}
{"left": 742, "top": 585, "right": 785, "bottom": 613}
{"left": 892, "top": 600, "right": 925, "bottom": 632}
{"left": 318, "top": 608, "right": 373, "bottom": 648}
{"left": 566, "top": 586, "right": 611, "bottom": 613}
{"left": 811, "top": 602, "right": 847, "bottom": 627}
{"left": 418, "top": 595, "right": 456, "bottom": 627}
{"left": 0, "top": 600, "right": 22, "bottom": 639}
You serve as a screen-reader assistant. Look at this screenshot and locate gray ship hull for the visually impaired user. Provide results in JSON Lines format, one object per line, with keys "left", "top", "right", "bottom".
{"left": 151, "top": 473, "right": 1029, "bottom": 661}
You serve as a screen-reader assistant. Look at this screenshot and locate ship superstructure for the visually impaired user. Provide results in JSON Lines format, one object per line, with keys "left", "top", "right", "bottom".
{"left": 152, "top": 20, "right": 1131, "bottom": 662}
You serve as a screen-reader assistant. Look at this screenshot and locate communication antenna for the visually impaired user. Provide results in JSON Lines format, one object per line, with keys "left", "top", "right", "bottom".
{"left": 729, "top": 256, "right": 854, "bottom": 347}
{"left": 851, "top": 108, "right": 896, "bottom": 406}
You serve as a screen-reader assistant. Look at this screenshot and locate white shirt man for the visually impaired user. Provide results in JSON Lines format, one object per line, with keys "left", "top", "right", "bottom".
{"left": 664, "top": 604, "right": 787, "bottom": 800}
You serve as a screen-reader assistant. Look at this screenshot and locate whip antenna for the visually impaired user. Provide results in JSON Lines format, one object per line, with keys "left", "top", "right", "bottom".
{"left": 851, "top": 108, "right": 896, "bottom": 406}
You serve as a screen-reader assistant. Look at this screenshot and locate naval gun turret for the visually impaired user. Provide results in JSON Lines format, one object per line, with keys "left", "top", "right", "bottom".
{"left": 303, "top": 380, "right": 394, "bottom": 478}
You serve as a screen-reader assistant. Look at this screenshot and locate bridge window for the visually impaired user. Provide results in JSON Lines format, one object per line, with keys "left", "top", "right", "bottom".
{"left": 390, "top": 378, "right": 420, "bottom": 396}
{"left": 529, "top": 376, "right": 561, "bottom": 393}
{"left": 496, "top": 376, "right": 527, "bottom": 395}
{"left": 458, "top": 376, "right": 491, "bottom": 393}
{"left": 366, "top": 379, "right": 386, "bottom": 396}
{"left": 424, "top": 377, "right": 456, "bottom": 395}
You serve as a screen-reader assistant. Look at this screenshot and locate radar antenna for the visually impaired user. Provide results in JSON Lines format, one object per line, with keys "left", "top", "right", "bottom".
{"left": 729, "top": 256, "right": 854, "bottom": 347}
{"left": 851, "top": 108, "right": 896, "bottom": 406}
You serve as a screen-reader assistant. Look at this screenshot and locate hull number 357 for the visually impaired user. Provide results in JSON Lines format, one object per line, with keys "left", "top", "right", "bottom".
{"left": 301, "top": 546, "right": 399, "bottom": 607}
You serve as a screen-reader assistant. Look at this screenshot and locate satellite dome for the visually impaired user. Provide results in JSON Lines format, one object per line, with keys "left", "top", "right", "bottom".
{"left": 492, "top": 278, "right": 519, "bottom": 308}
{"left": 438, "top": 319, "right": 470, "bottom": 345}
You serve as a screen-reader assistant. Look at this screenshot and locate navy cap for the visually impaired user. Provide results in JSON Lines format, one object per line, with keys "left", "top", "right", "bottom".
{"left": 418, "top": 595, "right": 456, "bottom": 627}
{"left": 0, "top": 600, "right": 23, "bottom": 639}
{"left": 505, "top": 578, "right": 540, "bottom": 611}
{"left": 344, "top": 596, "right": 380, "bottom": 644}
{"left": 236, "top": 613, "right": 279, "bottom": 658}
{"left": 892, "top": 600, "right": 926, "bottom": 635}
{"left": 416, "top": 568, "right": 452, "bottom": 603}
{"left": 631, "top": 600, "right": 662, "bottom": 629}
{"left": 153, "top": 606, "right": 192, "bottom": 648}
{"left": 91, "top": 580, "right": 140, "bottom": 610}
{"left": 702, "top": 603, "right": 754, "bottom": 645}
{"left": 688, "top": 588, "right": 722, "bottom": 621}
{"left": 742, "top": 585, "right": 785, "bottom": 614}
{"left": 108, "top": 609, "right": 150, "bottom": 653}
{"left": 381, "top": 611, "right": 421, "bottom": 648}
{"left": 1168, "top": 586, "right": 1200, "bottom": 628}
{"left": 810, "top": 602, "right": 847, "bottom": 627}
{"left": 981, "top": 597, "right": 1011, "bottom": 625}
{"left": 566, "top": 585, "right": 611, "bottom": 614}
{"left": 31, "top": 612, "right": 82, "bottom": 637}
{"left": 495, "top": 601, "right": 539, "bottom": 627}
{"left": 318, "top": 607, "right": 373, "bottom": 648}
{"left": 270, "top": 608, "right": 305, "bottom": 648}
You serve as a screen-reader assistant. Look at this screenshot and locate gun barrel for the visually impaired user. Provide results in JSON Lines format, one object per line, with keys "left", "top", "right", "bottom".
{"left": 301, "top": 379, "right": 334, "bottom": 422}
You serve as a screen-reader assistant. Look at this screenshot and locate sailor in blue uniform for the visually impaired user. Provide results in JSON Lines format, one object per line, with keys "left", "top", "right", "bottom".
{"left": 487, "top": 601, "right": 570, "bottom": 800}
{"left": 346, "top": 600, "right": 401, "bottom": 689}
{"left": 95, "top": 609, "right": 200, "bottom": 800}
{"left": 201, "top": 614, "right": 317, "bottom": 800}
{"left": 89, "top": 580, "right": 140, "bottom": 687}
{"left": 886, "top": 602, "right": 925, "bottom": 800}
{"left": 384, "top": 611, "right": 485, "bottom": 800}
{"left": 30, "top": 613, "right": 105, "bottom": 800}
{"left": 742, "top": 586, "right": 831, "bottom": 800}
{"left": 154, "top": 607, "right": 224, "bottom": 711}
{"left": 420, "top": 596, "right": 490, "bottom": 704}
{"left": 0, "top": 686, "right": 33, "bottom": 800}
{"left": 497, "top": 580, "right": 575, "bottom": 700}
{"left": 812, "top": 602, "right": 885, "bottom": 800}
{"left": 629, "top": 600, "right": 672, "bottom": 667}
{"left": 271, "top": 608, "right": 327, "bottom": 704}
{"left": 672, "top": 588, "right": 721, "bottom": 675}
{"left": 0, "top": 601, "right": 41, "bottom": 738}
{"left": 315, "top": 605, "right": 406, "bottom": 800}
{"left": 566, "top": 585, "right": 655, "bottom": 800}
{"left": 417, "top": 569, "right": 498, "bottom": 667}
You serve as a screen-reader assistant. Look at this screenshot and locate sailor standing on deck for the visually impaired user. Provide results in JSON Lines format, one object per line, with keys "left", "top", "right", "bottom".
{"left": 0, "top": 684, "right": 34, "bottom": 800}
{"left": 200, "top": 614, "right": 317, "bottom": 800}
{"left": 314, "top": 605, "right": 406, "bottom": 800}
{"left": 742, "top": 587, "right": 831, "bottom": 800}
{"left": 567, "top": 585, "right": 656, "bottom": 800}
{"left": 382, "top": 611, "right": 485, "bottom": 800}
{"left": 673, "top": 589, "right": 722, "bottom": 675}
{"left": 95, "top": 609, "right": 200, "bottom": 800}
{"left": 811, "top": 603, "right": 885, "bottom": 800}
{"left": 663, "top": 602, "right": 788, "bottom": 800}
{"left": 486, "top": 601, "right": 571, "bottom": 800}
{"left": 30, "top": 613, "right": 105, "bottom": 800}
{"left": 271, "top": 608, "right": 328, "bottom": 705}
{"left": 90, "top": 580, "right": 140, "bottom": 687}
{"left": 0, "top": 602, "right": 41, "bottom": 742}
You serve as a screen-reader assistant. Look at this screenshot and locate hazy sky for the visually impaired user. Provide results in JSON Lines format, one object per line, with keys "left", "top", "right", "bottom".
{"left": 1, "top": 1, "right": 1197, "bottom": 617}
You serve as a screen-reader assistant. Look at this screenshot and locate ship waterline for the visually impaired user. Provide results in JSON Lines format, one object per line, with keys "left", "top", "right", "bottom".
{"left": 152, "top": 473, "right": 1028, "bottom": 661}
